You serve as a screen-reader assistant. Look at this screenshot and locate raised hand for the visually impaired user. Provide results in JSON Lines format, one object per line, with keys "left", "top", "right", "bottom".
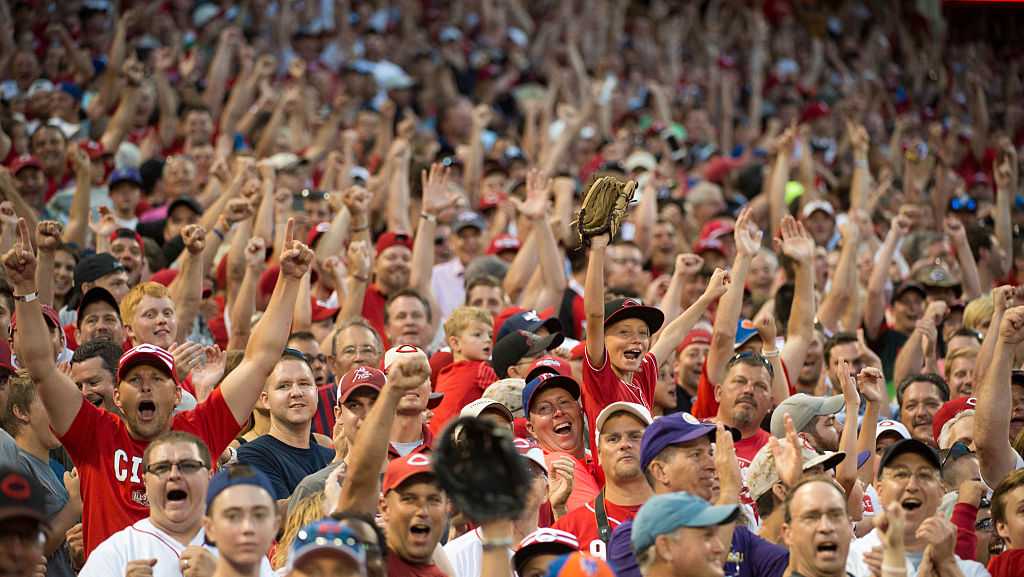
{"left": 943, "top": 217, "right": 968, "bottom": 246}
{"left": 924, "top": 300, "right": 948, "bottom": 326}
{"left": 714, "top": 423, "right": 741, "bottom": 501}
{"left": 750, "top": 315, "right": 777, "bottom": 347}
{"left": 386, "top": 346, "right": 431, "bottom": 392}
{"left": 547, "top": 456, "right": 575, "bottom": 513}
{"left": 255, "top": 54, "right": 277, "bottom": 78}
{"left": 888, "top": 214, "right": 912, "bottom": 239}
{"left": 876, "top": 502, "right": 905, "bottom": 551}
{"left": 847, "top": 120, "right": 870, "bottom": 156}
{"left": 223, "top": 198, "right": 254, "bottom": 224}
{"left": 169, "top": 341, "right": 205, "bottom": 381}
{"left": 510, "top": 168, "right": 550, "bottom": 220}
{"left": 734, "top": 207, "right": 763, "bottom": 257}
{"left": 838, "top": 359, "right": 860, "bottom": 412}
{"left": 776, "top": 215, "right": 815, "bottom": 262}
{"left": 917, "top": 515, "right": 956, "bottom": 566}
{"left": 703, "top": 267, "right": 731, "bottom": 300}
{"left": 88, "top": 206, "right": 118, "bottom": 239}
{"left": 190, "top": 345, "right": 226, "bottom": 402}
{"left": 472, "top": 104, "right": 493, "bottom": 129}
{"left": 993, "top": 285, "right": 1015, "bottom": 316}
{"left": 67, "top": 144, "right": 90, "bottom": 177}
{"left": 421, "top": 163, "right": 459, "bottom": 217}
{"left": 2, "top": 218, "right": 37, "bottom": 292}
{"left": 154, "top": 46, "right": 176, "bottom": 74}
{"left": 341, "top": 185, "right": 372, "bottom": 218}
{"left": 346, "top": 240, "right": 372, "bottom": 280}
{"left": 181, "top": 224, "right": 207, "bottom": 255}
{"left": 278, "top": 219, "right": 315, "bottom": 279}
{"left": 288, "top": 57, "right": 307, "bottom": 80}
{"left": 856, "top": 366, "right": 885, "bottom": 405}
{"left": 244, "top": 237, "right": 267, "bottom": 269}
{"left": 999, "top": 306, "right": 1024, "bottom": 344}
{"left": 35, "top": 221, "right": 63, "bottom": 253}
{"left": 674, "top": 253, "right": 704, "bottom": 277}
{"left": 768, "top": 414, "right": 803, "bottom": 488}
{"left": 122, "top": 57, "right": 145, "bottom": 86}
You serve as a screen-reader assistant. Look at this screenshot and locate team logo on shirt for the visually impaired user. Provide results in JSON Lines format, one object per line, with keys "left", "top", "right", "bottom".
{"left": 132, "top": 489, "right": 149, "bottom": 507}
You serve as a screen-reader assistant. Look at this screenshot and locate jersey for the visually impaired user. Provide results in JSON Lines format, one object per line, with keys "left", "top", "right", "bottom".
{"left": 60, "top": 390, "right": 241, "bottom": 558}
{"left": 552, "top": 496, "right": 640, "bottom": 561}
{"left": 429, "top": 360, "right": 499, "bottom": 436}
{"left": 386, "top": 555, "right": 448, "bottom": 577}
{"left": 79, "top": 518, "right": 273, "bottom": 577}
{"left": 361, "top": 285, "right": 389, "bottom": 348}
{"left": 543, "top": 450, "right": 600, "bottom": 514}
{"left": 582, "top": 349, "right": 657, "bottom": 455}
{"left": 734, "top": 429, "right": 771, "bottom": 508}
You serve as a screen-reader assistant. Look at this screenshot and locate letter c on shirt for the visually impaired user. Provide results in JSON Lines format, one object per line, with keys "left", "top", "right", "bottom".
{"left": 114, "top": 449, "right": 128, "bottom": 481}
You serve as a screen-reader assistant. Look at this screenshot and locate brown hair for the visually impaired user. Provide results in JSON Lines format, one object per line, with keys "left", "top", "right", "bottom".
{"left": 991, "top": 468, "right": 1024, "bottom": 526}
{"left": 142, "top": 430, "right": 212, "bottom": 469}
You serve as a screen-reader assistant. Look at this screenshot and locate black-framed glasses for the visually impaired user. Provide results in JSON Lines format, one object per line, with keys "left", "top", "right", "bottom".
{"left": 940, "top": 441, "right": 974, "bottom": 470}
{"left": 726, "top": 351, "right": 774, "bottom": 378}
{"left": 145, "top": 459, "right": 207, "bottom": 477}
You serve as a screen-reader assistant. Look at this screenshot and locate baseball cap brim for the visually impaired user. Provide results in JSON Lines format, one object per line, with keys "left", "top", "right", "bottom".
{"left": 461, "top": 398, "right": 514, "bottom": 422}
{"left": 290, "top": 546, "right": 364, "bottom": 574}
{"left": 118, "top": 352, "right": 178, "bottom": 385}
{"left": 878, "top": 439, "right": 941, "bottom": 473}
{"left": 513, "top": 542, "right": 577, "bottom": 574}
{"left": 892, "top": 282, "right": 926, "bottom": 303}
{"left": 0, "top": 506, "right": 49, "bottom": 526}
{"left": 76, "top": 287, "right": 120, "bottom": 325}
{"left": 427, "top": 392, "right": 445, "bottom": 410}
{"left": 605, "top": 303, "right": 665, "bottom": 334}
{"left": 338, "top": 382, "right": 382, "bottom": 404}
{"left": 523, "top": 375, "right": 581, "bottom": 414}
{"left": 805, "top": 450, "right": 845, "bottom": 472}
{"left": 528, "top": 332, "right": 565, "bottom": 356}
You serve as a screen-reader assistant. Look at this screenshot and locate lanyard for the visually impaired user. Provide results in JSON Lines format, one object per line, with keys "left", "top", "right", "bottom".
{"left": 595, "top": 490, "right": 611, "bottom": 543}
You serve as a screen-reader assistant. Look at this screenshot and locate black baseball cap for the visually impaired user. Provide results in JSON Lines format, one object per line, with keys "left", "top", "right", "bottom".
{"left": 878, "top": 438, "right": 941, "bottom": 474}
{"left": 491, "top": 330, "right": 564, "bottom": 378}
{"left": 76, "top": 287, "right": 121, "bottom": 327}
{"left": 74, "top": 253, "right": 125, "bottom": 286}
{"left": 604, "top": 298, "right": 665, "bottom": 334}
{"left": 892, "top": 281, "right": 926, "bottom": 304}
{"left": 167, "top": 196, "right": 203, "bottom": 217}
{"left": 0, "top": 466, "right": 48, "bottom": 525}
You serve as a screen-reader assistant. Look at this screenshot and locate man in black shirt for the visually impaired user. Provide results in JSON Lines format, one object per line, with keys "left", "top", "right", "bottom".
{"left": 236, "top": 349, "right": 333, "bottom": 499}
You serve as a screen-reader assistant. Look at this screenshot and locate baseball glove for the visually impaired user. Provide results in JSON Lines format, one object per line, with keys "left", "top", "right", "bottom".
{"left": 433, "top": 416, "right": 529, "bottom": 523}
{"left": 572, "top": 176, "right": 638, "bottom": 247}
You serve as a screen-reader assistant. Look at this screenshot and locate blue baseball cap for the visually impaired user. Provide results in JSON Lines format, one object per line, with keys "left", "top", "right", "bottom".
{"left": 734, "top": 318, "right": 758, "bottom": 349}
{"left": 108, "top": 168, "right": 142, "bottom": 188}
{"left": 452, "top": 211, "right": 487, "bottom": 233}
{"left": 286, "top": 520, "right": 367, "bottom": 575}
{"left": 631, "top": 493, "right": 739, "bottom": 552}
{"left": 640, "top": 412, "right": 733, "bottom": 470}
{"left": 522, "top": 373, "right": 580, "bottom": 416}
{"left": 497, "top": 309, "right": 563, "bottom": 341}
{"left": 206, "top": 465, "right": 276, "bottom": 507}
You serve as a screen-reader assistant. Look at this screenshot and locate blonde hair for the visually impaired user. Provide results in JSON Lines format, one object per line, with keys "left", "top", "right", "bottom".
{"left": 272, "top": 492, "right": 326, "bottom": 569}
{"left": 444, "top": 306, "right": 493, "bottom": 340}
{"left": 938, "top": 409, "right": 975, "bottom": 450}
{"left": 962, "top": 294, "right": 994, "bottom": 334}
{"left": 943, "top": 347, "right": 978, "bottom": 383}
{"left": 120, "top": 282, "right": 172, "bottom": 325}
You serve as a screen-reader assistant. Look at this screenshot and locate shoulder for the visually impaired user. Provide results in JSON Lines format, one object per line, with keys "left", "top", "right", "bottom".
{"left": 236, "top": 436, "right": 277, "bottom": 458}
{"left": 443, "top": 528, "right": 481, "bottom": 556}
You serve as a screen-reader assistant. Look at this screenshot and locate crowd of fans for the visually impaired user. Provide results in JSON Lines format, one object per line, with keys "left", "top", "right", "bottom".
{"left": 2, "top": 0, "right": 1024, "bottom": 576}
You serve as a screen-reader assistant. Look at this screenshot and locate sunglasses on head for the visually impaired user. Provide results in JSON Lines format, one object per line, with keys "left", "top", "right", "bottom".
{"left": 940, "top": 441, "right": 974, "bottom": 470}
{"left": 726, "top": 351, "right": 774, "bottom": 378}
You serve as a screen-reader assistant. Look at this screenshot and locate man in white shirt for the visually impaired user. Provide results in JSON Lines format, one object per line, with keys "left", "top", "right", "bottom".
{"left": 79, "top": 431, "right": 273, "bottom": 577}
{"left": 431, "top": 211, "right": 486, "bottom": 321}
{"left": 846, "top": 438, "right": 990, "bottom": 577}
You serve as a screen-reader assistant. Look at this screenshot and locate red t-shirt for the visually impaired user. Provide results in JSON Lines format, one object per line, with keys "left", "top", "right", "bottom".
{"left": 551, "top": 497, "right": 640, "bottom": 560}
{"left": 361, "top": 284, "right": 389, "bottom": 347}
{"left": 386, "top": 556, "right": 447, "bottom": 577}
{"left": 581, "top": 349, "right": 657, "bottom": 455}
{"left": 60, "top": 389, "right": 242, "bottom": 558}
{"left": 691, "top": 358, "right": 793, "bottom": 419}
{"left": 429, "top": 360, "right": 498, "bottom": 436}
{"left": 733, "top": 428, "right": 771, "bottom": 508}
{"left": 543, "top": 450, "right": 600, "bottom": 514}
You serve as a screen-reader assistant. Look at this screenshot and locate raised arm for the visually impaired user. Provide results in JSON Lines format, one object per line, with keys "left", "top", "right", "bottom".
{"left": 975, "top": 287, "right": 1011, "bottom": 388}
{"left": 776, "top": 216, "right": 816, "bottom": 376}
{"left": 835, "top": 359, "right": 861, "bottom": 495}
{"left": 993, "top": 146, "right": 1016, "bottom": 278}
{"left": 203, "top": 27, "right": 239, "bottom": 120}
{"left": 651, "top": 268, "right": 729, "bottom": 365}
{"left": 227, "top": 237, "right": 266, "bottom": 350}
{"left": 152, "top": 48, "right": 179, "bottom": 150}
{"left": 856, "top": 367, "right": 886, "bottom": 486}
{"left": 892, "top": 302, "right": 945, "bottom": 387}
{"left": 168, "top": 225, "right": 207, "bottom": 344}
{"left": 847, "top": 121, "right": 871, "bottom": 212}
{"left": 944, "top": 218, "right": 981, "bottom": 301}
{"left": 707, "top": 207, "right": 762, "bottom": 385}
{"left": 335, "top": 349, "right": 431, "bottom": 516}
{"left": 817, "top": 218, "right": 860, "bottom": 333}
{"left": 219, "top": 220, "right": 312, "bottom": 423}
{"left": 974, "top": 304, "right": 1024, "bottom": 487}
{"left": 338, "top": 241, "right": 372, "bottom": 324}
{"left": 766, "top": 127, "right": 795, "bottom": 241}
{"left": 34, "top": 221, "right": 63, "bottom": 307}
{"left": 864, "top": 215, "right": 910, "bottom": 341}
{"left": 5, "top": 219, "right": 82, "bottom": 435}
{"left": 410, "top": 164, "right": 456, "bottom": 294}
{"left": 510, "top": 169, "right": 566, "bottom": 310}
{"left": 463, "top": 105, "right": 492, "bottom": 207}
{"left": 583, "top": 232, "right": 611, "bottom": 366}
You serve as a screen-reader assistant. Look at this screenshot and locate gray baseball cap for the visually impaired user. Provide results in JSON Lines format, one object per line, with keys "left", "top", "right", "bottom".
{"left": 770, "top": 394, "right": 845, "bottom": 438}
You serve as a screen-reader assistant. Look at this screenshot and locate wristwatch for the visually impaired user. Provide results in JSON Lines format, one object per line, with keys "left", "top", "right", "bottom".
{"left": 14, "top": 292, "right": 38, "bottom": 303}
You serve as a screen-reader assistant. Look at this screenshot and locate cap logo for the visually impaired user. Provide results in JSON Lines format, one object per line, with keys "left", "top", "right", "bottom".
{"left": 523, "top": 311, "right": 541, "bottom": 322}
{"left": 353, "top": 366, "right": 374, "bottom": 382}
{"left": 622, "top": 298, "right": 640, "bottom": 307}
{"left": 0, "top": 472, "right": 30, "bottom": 500}
{"left": 966, "top": 397, "right": 977, "bottom": 407}
{"left": 513, "top": 438, "right": 531, "bottom": 450}
{"left": 394, "top": 345, "right": 419, "bottom": 354}
{"left": 879, "top": 420, "right": 897, "bottom": 426}
{"left": 681, "top": 412, "right": 701, "bottom": 425}
{"left": 406, "top": 454, "right": 432, "bottom": 467}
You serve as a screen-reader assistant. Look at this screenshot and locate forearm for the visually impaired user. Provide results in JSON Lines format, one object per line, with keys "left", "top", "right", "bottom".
{"left": 659, "top": 273, "right": 687, "bottom": 321}
{"left": 219, "top": 73, "right": 257, "bottom": 136}
{"left": 314, "top": 207, "right": 352, "bottom": 263}
{"left": 464, "top": 126, "right": 484, "bottom": 208}
{"left": 303, "top": 112, "right": 343, "bottom": 165}
{"left": 583, "top": 243, "right": 606, "bottom": 361}
{"left": 169, "top": 251, "right": 204, "bottom": 342}
{"left": 409, "top": 213, "right": 437, "bottom": 292}
{"left": 892, "top": 331, "right": 926, "bottom": 387}
{"left": 633, "top": 183, "right": 657, "bottom": 259}
{"left": 43, "top": 500, "right": 80, "bottom": 555}
{"left": 387, "top": 159, "right": 412, "bottom": 233}
{"left": 203, "top": 44, "right": 233, "bottom": 119}
{"left": 857, "top": 401, "right": 880, "bottom": 485}
{"left": 337, "top": 387, "right": 402, "bottom": 515}
{"left": 768, "top": 154, "right": 790, "bottom": 240}
{"left": 708, "top": 255, "right": 751, "bottom": 383}
{"left": 865, "top": 234, "right": 898, "bottom": 337}
{"left": 154, "top": 74, "right": 178, "bottom": 147}
{"left": 255, "top": 105, "right": 287, "bottom": 158}
{"left": 246, "top": 274, "right": 300, "bottom": 361}
{"left": 35, "top": 250, "right": 55, "bottom": 307}
{"left": 292, "top": 272, "right": 313, "bottom": 333}
{"left": 954, "top": 240, "right": 982, "bottom": 300}
{"left": 652, "top": 293, "right": 715, "bottom": 364}
{"left": 975, "top": 309, "right": 1004, "bottom": 386}
{"left": 534, "top": 219, "right": 567, "bottom": 296}
{"left": 99, "top": 87, "right": 139, "bottom": 153}
{"left": 836, "top": 402, "right": 859, "bottom": 494}
{"left": 228, "top": 264, "right": 260, "bottom": 350}
{"left": 3, "top": 183, "right": 40, "bottom": 233}
{"left": 817, "top": 239, "right": 857, "bottom": 332}
{"left": 781, "top": 261, "right": 815, "bottom": 371}
{"left": 975, "top": 339, "right": 1014, "bottom": 485}
{"left": 502, "top": 229, "right": 540, "bottom": 301}
{"left": 995, "top": 183, "right": 1013, "bottom": 274}
{"left": 338, "top": 276, "right": 367, "bottom": 324}
{"left": 200, "top": 221, "right": 229, "bottom": 274}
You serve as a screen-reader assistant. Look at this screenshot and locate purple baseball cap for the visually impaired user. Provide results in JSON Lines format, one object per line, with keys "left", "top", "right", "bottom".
{"left": 640, "top": 412, "right": 738, "bottom": 470}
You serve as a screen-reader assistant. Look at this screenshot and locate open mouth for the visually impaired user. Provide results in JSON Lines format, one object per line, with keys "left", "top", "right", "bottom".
{"left": 409, "top": 523, "right": 431, "bottom": 536}
{"left": 553, "top": 422, "right": 573, "bottom": 435}
{"left": 816, "top": 541, "right": 839, "bottom": 554}
{"left": 901, "top": 498, "right": 922, "bottom": 512}
{"left": 138, "top": 400, "right": 156, "bottom": 420}
{"left": 623, "top": 348, "right": 642, "bottom": 361}
{"left": 166, "top": 489, "right": 188, "bottom": 502}
{"left": 87, "top": 394, "right": 103, "bottom": 407}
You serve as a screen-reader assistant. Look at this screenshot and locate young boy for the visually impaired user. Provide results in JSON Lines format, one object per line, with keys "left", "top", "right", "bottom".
{"left": 429, "top": 306, "right": 499, "bottom": 435}
{"left": 583, "top": 232, "right": 729, "bottom": 453}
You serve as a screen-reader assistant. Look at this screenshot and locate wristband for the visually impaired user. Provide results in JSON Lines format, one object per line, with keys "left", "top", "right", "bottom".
{"left": 480, "top": 538, "right": 513, "bottom": 550}
{"left": 420, "top": 212, "right": 437, "bottom": 223}
{"left": 350, "top": 225, "right": 369, "bottom": 233}
{"left": 14, "top": 292, "right": 38, "bottom": 303}
{"left": 854, "top": 158, "right": 868, "bottom": 170}
{"left": 761, "top": 349, "right": 780, "bottom": 358}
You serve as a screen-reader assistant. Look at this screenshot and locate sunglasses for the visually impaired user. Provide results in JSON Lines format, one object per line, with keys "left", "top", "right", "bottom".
{"left": 940, "top": 441, "right": 974, "bottom": 470}
{"left": 726, "top": 351, "right": 774, "bottom": 378}
{"left": 949, "top": 196, "right": 977, "bottom": 213}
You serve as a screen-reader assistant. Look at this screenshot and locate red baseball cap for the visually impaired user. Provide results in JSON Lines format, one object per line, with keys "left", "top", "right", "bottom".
{"left": 677, "top": 329, "right": 712, "bottom": 353}
{"left": 10, "top": 303, "right": 61, "bottom": 336}
{"left": 694, "top": 238, "right": 725, "bottom": 255}
{"left": 110, "top": 228, "right": 144, "bottom": 250}
{"left": 306, "top": 222, "right": 330, "bottom": 248}
{"left": 932, "top": 396, "right": 977, "bottom": 443}
{"left": 569, "top": 341, "right": 586, "bottom": 360}
{"left": 0, "top": 339, "right": 14, "bottom": 374}
{"left": 79, "top": 140, "right": 106, "bottom": 160}
{"left": 311, "top": 299, "right": 339, "bottom": 323}
{"left": 486, "top": 234, "right": 521, "bottom": 256}
{"left": 375, "top": 232, "right": 412, "bottom": 256}
{"left": 479, "top": 189, "right": 508, "bottom": 211}
{"left": 703, "top": 156, "right": 743, "bottom": 184}
{"left": 117, "top": 343, "right": 179, "bottom": 385}
{"left": 8, "top": 154, "right": 42, "bottom": 174}
{"left": 525, "top": 355, "right": 573, "bottom": 382}
{"left": 382, "top": 453, "right": 435, "bottom": 493}
{"left": 699, "top": 220, "right": 734, "bottom": 242}
{"left": 337, "top": 366, "right": 385, "bottom": 403}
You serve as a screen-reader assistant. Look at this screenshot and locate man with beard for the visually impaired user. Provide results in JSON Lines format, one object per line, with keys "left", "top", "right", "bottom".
{"left": 108, "top": 229, "right": 146, "bottom": 286}
{"left": 69, "top": 339, "right": 121, "bottom": 412}
{"left": 896, "top": 374, "right": 949, "bottom": 446}
{"left": 78, "top": 432, "right": 274, "bottom": 577}
{"left": 0, "top": 375, "right": 80, "bottom": 577}
{"left": 5, "top": 217, "right": 311, "bottom": 556}
{"left": 770, "top": 394, "right": 844, "bottom": 452}
{"left": 332, "top": 346, "right": 448, "bottom": 576}
{"left": 553, "top": 402, "right": 653, "bottom": 560}
{"left": 847, "top": 439, "right": 988, "bottom": 576}
{"left": 236, "top": 350, "right": 333, "bottom": 500}
{"left": 75, "top": 287, "right": 124, "bottom": 347}
{"left": 361, "top": 232, "right": 414, "bottom": 341}
{"left": 673, "top": 330, "right": 710, "bottom": 414}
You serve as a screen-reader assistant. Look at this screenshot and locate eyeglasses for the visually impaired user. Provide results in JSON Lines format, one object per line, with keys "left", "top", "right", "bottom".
{"left": 882, "top": 467, "right": 940, "bottom": 485}
{"left": 145, "top": 459, "right": 207, "bottom": 477}
{"left": 530, "top": 398, "right": 578, "bottom": 417}
{"left": 339, "top": 346, "right": 378, "bottom": 358}
{"left": 726, "top": 351, "right": 774, "bottom": 378}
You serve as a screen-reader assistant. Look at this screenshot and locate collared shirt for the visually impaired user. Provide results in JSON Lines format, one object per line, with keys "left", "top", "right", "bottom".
{"left": 846, "top": 529, "right": 991, "bottom": 577}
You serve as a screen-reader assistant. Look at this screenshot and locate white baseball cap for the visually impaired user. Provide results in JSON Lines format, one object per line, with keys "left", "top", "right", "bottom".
{"left": 875, "top": 419, "right": 911, "bottom": 441}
